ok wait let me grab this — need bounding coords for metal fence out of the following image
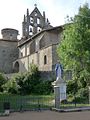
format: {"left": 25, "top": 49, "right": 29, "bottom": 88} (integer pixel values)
{"left": 0, "top": 94, "right": 90, "bottom": 113}
{"left": 58, "top": 92, "right": 90, "bottom": 109}
{"left": 0, "top": 95, "right": 54, "bottom": 112}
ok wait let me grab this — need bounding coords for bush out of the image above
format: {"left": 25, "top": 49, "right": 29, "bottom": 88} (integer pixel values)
{"left": 33, "top": 80, "right": 53, "bottom": 95}
{"left": 75, "top": 87, "right": 89, "bottom": 103}
{"left": 3, "top": 74, "right": 20, "bottom": 94}
{"left": 61, "top": 99, "right": 67, "bottom": 104}
{"left": 67, "top": 80, "right": 78, "bottom": 95}
{"left": 3, "top": 64, "right": 53, "bottom": 95}
{"left": 67, "top": 79, "right": 89, "bottom": 103}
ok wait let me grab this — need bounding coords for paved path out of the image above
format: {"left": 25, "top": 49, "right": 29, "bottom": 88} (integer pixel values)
{"left": 0, "top": 110, "right": 90, "bottom": 120}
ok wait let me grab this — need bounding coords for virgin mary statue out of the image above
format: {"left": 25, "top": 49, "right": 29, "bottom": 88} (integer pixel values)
{"left": 55, "top": 62, "right": 63, "bottom": 81}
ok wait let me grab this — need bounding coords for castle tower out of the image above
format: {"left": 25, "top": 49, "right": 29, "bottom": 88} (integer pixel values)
{"left": 1, "top": 28, "right": 18, "bottom": 40}
{"left": 0, "top": 28, "right": 19, "bottom": 74}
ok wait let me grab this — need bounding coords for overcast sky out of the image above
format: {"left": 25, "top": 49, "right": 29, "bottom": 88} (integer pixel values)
{"left": 0, "top": 0, "right": 90, "bottom": 39}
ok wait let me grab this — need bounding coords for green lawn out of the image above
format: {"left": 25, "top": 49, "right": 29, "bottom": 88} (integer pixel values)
{"left": 60, "top": 103, "right": 90, "bottom": 109}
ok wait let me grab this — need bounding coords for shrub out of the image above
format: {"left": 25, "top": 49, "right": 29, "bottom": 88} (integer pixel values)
{"left": 3, "top": 64, "right": 54, "bottom": 95}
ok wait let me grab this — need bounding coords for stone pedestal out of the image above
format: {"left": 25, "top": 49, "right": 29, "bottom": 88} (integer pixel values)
{"left": 52, "top": 78, "right": 66, "bottom": 109}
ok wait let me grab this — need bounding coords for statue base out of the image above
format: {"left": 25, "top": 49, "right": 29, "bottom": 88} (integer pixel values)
{"left": 52, "top": 78, "right": 67, "bottom": 108}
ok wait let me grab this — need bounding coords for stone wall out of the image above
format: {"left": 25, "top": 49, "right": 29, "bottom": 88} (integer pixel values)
{"left": 52, "top": 44, "right": 59, "bottom": 69}
{"left": 19, "top": 45, "right": 52, "bottom": 72}
{"left": 39, "top": 46, "right": 52, "bottom": 71}
{"left": 19, "top": 57, "right": 29, "bottom": 72}
{"left": 0, "top": 40, "right": 19, "bottom": 73}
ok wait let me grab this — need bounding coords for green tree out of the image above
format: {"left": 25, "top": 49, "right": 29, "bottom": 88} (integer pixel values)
{"left": 3, "top": 73, "right": 21, "bottom": 94}
{"left": 57, "top": 3, "right": 90, "bottom": 97}
{"left": 0, "top": 73, "right": 7, "bottom": 92}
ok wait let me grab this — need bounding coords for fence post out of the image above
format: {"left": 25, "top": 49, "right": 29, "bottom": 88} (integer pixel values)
{"left": 89, "top": 86, "right": 90, "bottom": 104}
{"left": 3, "top": 102, "right": 10, "bottom": 115}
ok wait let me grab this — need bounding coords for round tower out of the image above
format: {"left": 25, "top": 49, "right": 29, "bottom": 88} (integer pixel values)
{"left": 0, "top": 28, "right": 19, "bottom": 74}
{"left": 1, "top": 28, "right": 19, "bottom": 40}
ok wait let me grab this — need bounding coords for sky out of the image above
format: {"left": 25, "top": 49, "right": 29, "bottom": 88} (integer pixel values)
{"left": 0, "top": 0, "right": 90, "bottom": 39}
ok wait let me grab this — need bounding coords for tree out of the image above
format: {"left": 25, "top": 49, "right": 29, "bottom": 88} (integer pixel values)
{"left": 3, "top": 73, "right": 21, "bottom": 94}
{"left": 57, "top": 3, "right": 90, "bottom": 95}
{"left": 0, "top": 73, "right": 7, "bottom": 92}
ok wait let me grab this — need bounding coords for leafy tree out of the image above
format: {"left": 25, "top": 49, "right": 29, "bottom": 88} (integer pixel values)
{"left": 3, "top": 73, "right": 21, "bottom": 94}
{"left": 0, "top": 73, "right": 7, "bottom": 92}
{"left": 57, "top": 3, "right": 90, "bottom": 100}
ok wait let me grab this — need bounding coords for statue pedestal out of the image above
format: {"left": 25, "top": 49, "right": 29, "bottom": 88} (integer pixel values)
{"left": 52, "top": 78, "right": 66, "bottom": 109}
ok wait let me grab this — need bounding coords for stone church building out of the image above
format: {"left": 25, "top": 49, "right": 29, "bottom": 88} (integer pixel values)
{"left": 0, "top": 6, "right": 66, "bottom": 79}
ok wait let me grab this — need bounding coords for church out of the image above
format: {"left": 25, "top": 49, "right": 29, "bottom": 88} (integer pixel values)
{"left": 0, "top": 5, "right": 65, "bottom": 79}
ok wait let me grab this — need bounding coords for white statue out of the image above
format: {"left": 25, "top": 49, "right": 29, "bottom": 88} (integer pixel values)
{"left": 52, "top": 61, "right": 66, "bottom": 104}
{"left": 55, "top": 62, "right": 63, "bottom": 81}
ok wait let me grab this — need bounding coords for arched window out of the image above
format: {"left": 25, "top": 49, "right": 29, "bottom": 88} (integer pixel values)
{"left": 44, "top": 55, "right": 47, "bottom": 65}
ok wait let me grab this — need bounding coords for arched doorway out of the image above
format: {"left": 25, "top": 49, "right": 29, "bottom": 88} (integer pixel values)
{"left": 13, "top": 61, "right": 19, "bottom": 73}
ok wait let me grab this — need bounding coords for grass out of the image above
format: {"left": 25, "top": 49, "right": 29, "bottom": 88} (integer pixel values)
{"left": 60, "top": 103, "right": 90, "bottom": 109}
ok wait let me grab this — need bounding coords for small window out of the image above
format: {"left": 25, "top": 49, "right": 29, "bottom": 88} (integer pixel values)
{"left": 35, "top": 12, "right": 37, "bottom": 16}
{"left": 37, "top": 18, "right": 40, "bottom": 24}
{"left": 29, "top": 25, "right": 33, "bottom": 36}
{"left": 37, "top": 27, "right": 41, "bottom": 32}
{"left": 44, "top": 55, "right": 47, "bottom": 64}
{"left": 21, "top": 52, "right": 23, "bottom": 57}
{"left": 30, "top": 17, "right": 33, "bottom": 23}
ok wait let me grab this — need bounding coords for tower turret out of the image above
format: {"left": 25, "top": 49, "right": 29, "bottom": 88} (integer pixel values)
{"left": 24, "top": 14, "right": 25, "bottom": 22}
{"left": 1, "top": 28, "right": 19, "bottom": 40}
{"left": 27, "top": 8, "right": 29, "bottom": 17}
{"left": 43, "top": 11, "right": 46, "bottom": 25}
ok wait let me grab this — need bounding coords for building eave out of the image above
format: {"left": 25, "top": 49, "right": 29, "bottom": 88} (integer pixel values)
{"left": 0, "top": 39, "right": 18, "bottom": 42}
{"left": 18, "top": 25, "right": 63, "bottom": 47}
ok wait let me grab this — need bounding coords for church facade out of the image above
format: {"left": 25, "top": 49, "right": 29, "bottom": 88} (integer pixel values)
{"left": 0, "top": 6, "right": 65, "bottom": 79}
{"left": 14, "top": 6, "right": 63, "bottom": 79}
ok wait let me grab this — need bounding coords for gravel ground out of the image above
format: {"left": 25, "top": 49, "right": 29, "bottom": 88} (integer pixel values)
{"left": 0, "top": 110, "right": 90, "bottom": 120}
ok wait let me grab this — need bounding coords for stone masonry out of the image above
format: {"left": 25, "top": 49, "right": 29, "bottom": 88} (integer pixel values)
{"left": 0, "top": 28, "right": 19, "bottom": 73}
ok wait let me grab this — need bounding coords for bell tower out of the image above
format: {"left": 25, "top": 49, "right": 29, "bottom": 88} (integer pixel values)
{"left": 22, "top": 5, "right": 52, "bottom": 38}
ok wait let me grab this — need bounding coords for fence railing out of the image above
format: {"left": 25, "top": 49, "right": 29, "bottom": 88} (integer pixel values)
{"left": 0, "top": 95, "right": 54, "bottom": 112}
{"left": 0, "top": 94, "right": 90, "bottom": 113}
